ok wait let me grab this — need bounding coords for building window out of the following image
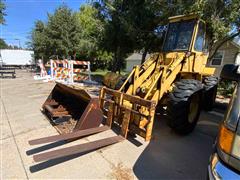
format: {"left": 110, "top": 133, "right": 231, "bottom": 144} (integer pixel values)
{"left": 211, "top": 50, "right": 224, "bottom": 66}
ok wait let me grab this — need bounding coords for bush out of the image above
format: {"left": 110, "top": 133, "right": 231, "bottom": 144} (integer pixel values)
{"left": 217, "top": 79, "right": 236, "bottom": 97}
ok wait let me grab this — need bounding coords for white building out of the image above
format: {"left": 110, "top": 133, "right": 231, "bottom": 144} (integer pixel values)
{"left": 125, "top": 53, "right": 150, "bottom": 72}
{"left": 0, "top": 49, "right": 34, "bottom": 66}
{"left": 208, "top": 41, "right": 240, "bottom": 77}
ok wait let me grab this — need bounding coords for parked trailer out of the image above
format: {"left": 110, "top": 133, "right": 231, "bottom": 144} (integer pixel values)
{"left": 0, "top": 49, "right": 34, "bottom": 67}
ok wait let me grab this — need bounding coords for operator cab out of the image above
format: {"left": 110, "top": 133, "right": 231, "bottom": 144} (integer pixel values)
{"left": 162, "top": 14, "right": 206, "bottom": 53}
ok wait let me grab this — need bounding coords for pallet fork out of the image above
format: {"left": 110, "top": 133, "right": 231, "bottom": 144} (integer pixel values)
{"left": 28, "top": 87, "right": 156, "bottom": 163}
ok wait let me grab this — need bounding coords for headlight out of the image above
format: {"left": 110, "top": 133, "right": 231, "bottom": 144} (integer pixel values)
{"left": 218, "top": 124, "right": 234, "bottom": 154}
{"left": 232, "top": 134, "right": 240, "bottom": 159}
{"left": 218, "top": 124, "right": 240, "bottom": 160}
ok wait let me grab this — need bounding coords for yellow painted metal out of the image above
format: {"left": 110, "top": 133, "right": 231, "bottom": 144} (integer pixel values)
{"left": 202, "top": 67, "right": 216, "bottom": 76}
{"left": 168, "top": 14, "right": 199, "bottom": 23}
{"left": 99, "top": 14, "right": 216, "bottom": 141}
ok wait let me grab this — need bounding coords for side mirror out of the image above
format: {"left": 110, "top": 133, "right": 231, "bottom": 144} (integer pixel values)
{"left": 220, "top": 64, "right": 240, "bottom": 81}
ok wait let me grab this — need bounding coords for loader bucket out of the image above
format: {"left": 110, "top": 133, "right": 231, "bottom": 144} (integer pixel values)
{"left": 28, "top": 87, "right": 157, "bottom": 166}
{"left": 42, "top": 82, "right": 103, "bottom": 134}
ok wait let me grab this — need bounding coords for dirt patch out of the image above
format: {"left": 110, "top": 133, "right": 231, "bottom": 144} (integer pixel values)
{"left": 109, "top": 163, "right": 134, "bottom": 180}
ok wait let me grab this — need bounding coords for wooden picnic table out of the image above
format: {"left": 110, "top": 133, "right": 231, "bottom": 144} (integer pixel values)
{"left": 0, "top": 66, "right": 16, "bottom": 78}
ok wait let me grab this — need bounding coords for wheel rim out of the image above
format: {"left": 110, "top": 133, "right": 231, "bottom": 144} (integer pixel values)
{"left": 188, "top": 93, "right": 200, "bottom": 123}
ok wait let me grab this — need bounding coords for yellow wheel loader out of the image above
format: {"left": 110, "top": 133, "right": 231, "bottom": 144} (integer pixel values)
{"left": 28, "top": 14, "right": 218, "bottom": 163}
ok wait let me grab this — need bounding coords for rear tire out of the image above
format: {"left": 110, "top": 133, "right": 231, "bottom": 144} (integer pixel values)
{"left": 203, "top": 76, "right": 218, "bottom": 111}
{"left": 167, "top": 79, "right": 203, "bottom": 134}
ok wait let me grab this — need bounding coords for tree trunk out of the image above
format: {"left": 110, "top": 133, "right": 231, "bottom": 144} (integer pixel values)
{"left": 112, "top": 53, "right": 118, "bottom": 72}
{"left": 116, "top": 47, "right": 122, "bottom": 74}
{"left": 141, "top": 48, "right": 148, "bottom": 64}
{"left": 112, "top": 47, "right": 121, "bottom": 73}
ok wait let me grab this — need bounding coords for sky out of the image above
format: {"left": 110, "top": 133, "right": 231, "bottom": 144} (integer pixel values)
{"left": 1, "top": 0, "right": 239, "bottom": 48}
{"left": 1, "top": 0, "right": 87, "bottom": 48}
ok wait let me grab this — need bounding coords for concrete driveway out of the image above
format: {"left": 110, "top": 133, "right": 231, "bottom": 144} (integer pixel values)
{"left": 0, "top": 70, "right": 226, "bottom": 179}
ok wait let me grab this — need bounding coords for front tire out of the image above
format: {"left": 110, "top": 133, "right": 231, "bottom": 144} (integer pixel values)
{"left": 167, "top": 79, "right": 203, "bottom": 134}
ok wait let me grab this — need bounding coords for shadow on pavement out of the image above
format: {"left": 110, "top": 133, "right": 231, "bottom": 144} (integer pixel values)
{"left": 29, "top": 101, "right": 228, "bottom": 175}
{"left": 26, "top": 141, "right": 66, "bottom": 155}
{"left": 29, "top": 150, "right": 95, "bottom": 173}
{"left": 133, "top": 108, "right": 224, "bottom": 179}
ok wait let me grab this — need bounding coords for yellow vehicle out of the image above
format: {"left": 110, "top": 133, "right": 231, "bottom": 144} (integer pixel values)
{"left": 29, "top": 14, "right": 218, "bottom": 162}
{"left": 101, "top": 14, "right": 218, "bottom": 136}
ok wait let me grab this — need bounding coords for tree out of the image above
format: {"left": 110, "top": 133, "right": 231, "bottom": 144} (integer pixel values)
{"left": 197, "top": 0, "right": 240, "bottom": 59}
{"left": 0, "top": 0, "right": 6, "bottom": 24}
{"left": 76, "top": 4, "right": 112, "bottom": 70}
{"left": 30, "top": 5, "right": 81, "bottom": 61}
{"left": 123, "top": 1, "right": 170, "bottom": 63}
{"left": 45, "top": 5, "right": 81, "bottom": 59}
{"left": 93, "top": 1, "right": 138, "bottom": 72}
{"left": 30, "top": 1, "right": 240, "bottom": 71}
{"left": 0, "top": 38, "right": 8, "bottom": 49}
{"left": 152, "top": 0, "right": 240, "bottom": 59}
{"left": 93, "top": 0, "right": 200, "bottom": 69}
{"left": 76, "top": 5, "right": 103, "bottom": 56}
{"left": 132, "top": 0, "right": 240, "bottom": 61}
{"left": 150, "top": 0, "right": 239, "bottom": 60}
{"left": 30, "top": 20, "right": 48, "bottom": 61}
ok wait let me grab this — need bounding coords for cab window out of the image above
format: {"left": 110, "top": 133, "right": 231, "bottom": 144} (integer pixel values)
{"left": 194, "top": 21, "right": 205, "bottom": 51}
{"left": 163, "top": 20, "right": 195, "bottom": 52}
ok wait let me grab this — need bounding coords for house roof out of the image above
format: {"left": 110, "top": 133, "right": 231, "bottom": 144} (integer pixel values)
{"left": 126, "top": 53, "right": 150, "bottom": 61}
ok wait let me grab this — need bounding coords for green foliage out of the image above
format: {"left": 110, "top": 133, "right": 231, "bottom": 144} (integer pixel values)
{"left": 30, "top": 4, "right": 112, "bottom": 69}
{"left": 94, "top": 1, "right": 143, "bottom": 72}
{"left": 31, "top": 20, "right": 47, "bottom": 61}
{"left": 188, "top": 0, "right": 240, "bottom": 42}
{"left": 91, "top": 50, "right": 113, "bottom": 71}
{"left": 0, "top": 38, "right": 8, "bottom": 49}
{"left": 31, "top": 5, "right": 81, "bottom": 62}
{"left": 0, "top": 38, "right": 21, "bottom": 49}
{"left": 95, "top": 0, "right": 240, "bottom": 71}
{"left": 0, "top": 0, "right": 6, "bottom": 24}
{"left": 184, "top": 0, "right": 240, "bottom": 58}
{"left": 45, "top": 5, "right": 80, "bottom": 58}
{"left": 218, "top": 80, "right": 236, "bottom": 97}
{"left": 75, "top": 4, "right": 112, "bottom": 68}
{"left": 30, "top": 1, "right": 240, "bottom": 71}
{"left": 76, "top": 5, "right": 102, "bottom": 55}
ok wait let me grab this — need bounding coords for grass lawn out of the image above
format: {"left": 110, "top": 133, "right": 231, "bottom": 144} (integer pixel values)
{"left": 89, "top": 69, "right": 110, "bottom": 76}
{"left": 88, "top": 69, "right": 129, "bottom": 76}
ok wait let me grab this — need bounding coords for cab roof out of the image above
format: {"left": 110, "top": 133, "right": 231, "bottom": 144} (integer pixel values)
{"left": 168, "top": 14, "right": 199, "bottom": 23}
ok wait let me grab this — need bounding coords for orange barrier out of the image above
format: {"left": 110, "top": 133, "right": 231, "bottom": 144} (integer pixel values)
{"left": 50, "top": 59, "right": 91, "bottom": 83}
